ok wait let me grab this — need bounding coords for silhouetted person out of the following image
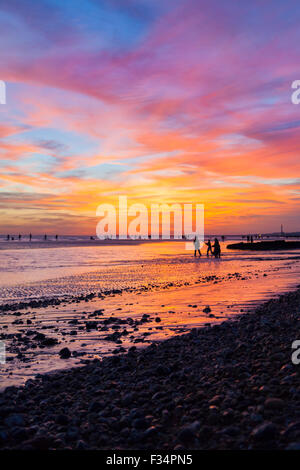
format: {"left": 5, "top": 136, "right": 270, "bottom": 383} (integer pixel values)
{"left": 206, "top": 239, "right": 212, "bottom": 256}
{"left": 11, "top": 236, "right": 14, "bottom": 240}
{"left": 44, "top": 234, "right": 47, "bottom": 240}
{"left": 250, "top": 235, "right": 253, "bottom": 243}
{"left": 193, "top": 236, "right": 201, "bottom": 257}
{"left": 55, "top": 234, "right": 58, "bottom": 240}
{"left": 18, "top": 234, "right": 21, "bottom": 240}
{"left": 6, "top": 234, "right": 10, "bottom": 241}
{"left": 221, "top": 235, "right": 225, "bottom": 242}
{"left": 213, "top": 238, "right": 221, "bottom": 258}
{"left": 29, "top": 233, "right": 32, "bottom": 241}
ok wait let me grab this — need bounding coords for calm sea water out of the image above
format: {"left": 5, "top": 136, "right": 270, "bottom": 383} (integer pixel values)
{"left": 0, "top": 238, "right": 300, "bottom": 302}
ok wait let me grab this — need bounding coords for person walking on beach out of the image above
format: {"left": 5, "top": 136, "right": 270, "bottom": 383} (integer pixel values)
{"left": 6, "top": 234, "right": 10, "bottom": 241}
{"left": 213, "top": 237, "right": 221, "bottom": 258}
{"left": 18, "top": 234, "right": 21, "bottom": 240}
{"left": 193, "top": 236, "right": 201, "bottom": 257}
{"left": 44, "top": 234, "right": 47, "bottom": 241}
{"left": 55, "top": 234, "right": 58, "bottom": 240}
{"left": 206, "top": 239, "right": 212, "bottom": 256}
{"left": 29, "top": 233, "right": 32, "bottom": 241}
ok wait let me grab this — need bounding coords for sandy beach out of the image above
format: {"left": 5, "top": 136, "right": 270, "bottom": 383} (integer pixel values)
{"left": 1, "top": 240, "right": 300, "bottom": 389}
{"left": 0, "top": 240, "right": 299, "bottom": 450}
{"left": 0, "top": 287, "right": 299, "bottom": 450}
{"left": 0, "top": 243, "right": 300, "bottom": 451}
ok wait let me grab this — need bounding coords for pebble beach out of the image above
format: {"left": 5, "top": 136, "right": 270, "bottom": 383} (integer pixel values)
{"left": 0, "top": 287, "right": 299, "bottom": 450}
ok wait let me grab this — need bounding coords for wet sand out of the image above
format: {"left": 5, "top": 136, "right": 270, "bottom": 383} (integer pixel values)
{"left": 1, "top": 261, "right": 299, "bottom": 390}
{"left": 0, "top": 287, "right": 299, "bottom": 450}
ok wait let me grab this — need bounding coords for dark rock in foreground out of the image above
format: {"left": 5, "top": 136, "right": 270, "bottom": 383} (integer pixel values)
{"left": 59, "top": 347, "right": 71, "bottom": 359}
{"left": 0, "top": 289, "right": 299, "bottom": 450}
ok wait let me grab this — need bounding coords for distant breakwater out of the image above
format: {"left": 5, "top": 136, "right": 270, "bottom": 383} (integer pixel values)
{"left": 227, "top": 240, "right": 300, "bottom": 251}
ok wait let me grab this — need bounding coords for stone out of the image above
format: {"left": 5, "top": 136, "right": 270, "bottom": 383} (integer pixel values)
{"left": 4, "top": 414, "right": 25, "bottom": 428}
{"left": 59, "top": 347, "right": 71, "bottom": 359}
{"left": 178, "top": 421, "right": 200, "bottom": 443}
{"left": 264, "top": 398, "right": 284, "bottom": 410}
{"left": 251, "top": 422, "right": 278, "bottom": 441}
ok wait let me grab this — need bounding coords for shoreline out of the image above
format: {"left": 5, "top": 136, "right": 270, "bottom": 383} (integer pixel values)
{"left": 0, "top": 239, "right": 150, "bottom": 251}
{"left": 0, "top": 287, "right": 299, "bottom": 449}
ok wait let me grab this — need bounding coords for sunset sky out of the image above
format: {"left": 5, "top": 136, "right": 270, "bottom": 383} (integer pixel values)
{"left": 0, "top": 0, "right": 300, "bottom": 235}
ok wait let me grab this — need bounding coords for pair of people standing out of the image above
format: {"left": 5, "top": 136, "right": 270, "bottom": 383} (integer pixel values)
{"left": 193, "top": 237, "right": 221, "bottom": 258}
